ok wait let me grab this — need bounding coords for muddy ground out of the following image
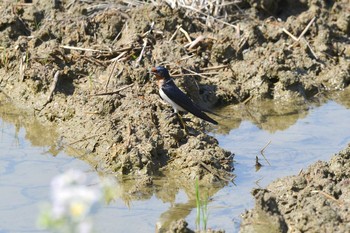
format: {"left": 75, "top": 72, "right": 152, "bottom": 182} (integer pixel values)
{"left": 240, "top": 144, "right": 350, "bottom": 233}
{"left": 0, "top": 0, "right": 349, "bottom": 232}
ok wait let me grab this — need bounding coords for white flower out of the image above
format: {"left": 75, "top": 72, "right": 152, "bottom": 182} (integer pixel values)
{"left": 49, "top": 170, "right": 101, "bottom": 226}
{"left": 38, "top": 169, "right": 117, "bottom": 233}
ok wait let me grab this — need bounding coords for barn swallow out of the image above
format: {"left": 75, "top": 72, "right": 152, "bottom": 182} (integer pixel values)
{"left": 151, "top": 66, "right": 218, "bottom": 131}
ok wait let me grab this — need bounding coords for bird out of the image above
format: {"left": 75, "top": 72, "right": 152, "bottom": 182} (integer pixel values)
{"left": 150, "top": 66, "right": 218, "bottom": 131}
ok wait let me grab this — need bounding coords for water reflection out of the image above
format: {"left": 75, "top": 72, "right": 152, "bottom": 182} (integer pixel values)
{"left": 0, "top": 98, "right": 94, "bottom": 233}
{"left": 214, "top": 100, "right": 311, "bottom": 135}
{"left": 214, "top": 87, "right": 350, "bottom": 137}
{"left": 108, "top": 173, "right": 225, "bottom": 232}
{"left": 332, "top": 87, "right": 350, "bottom": 108}
{"left": 0, "top": 101, "right": 60, "bottom": 155}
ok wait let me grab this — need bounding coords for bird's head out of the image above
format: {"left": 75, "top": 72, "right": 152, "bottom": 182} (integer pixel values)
{"left": 150, "top": 66, "right": 170, "bottom": 80}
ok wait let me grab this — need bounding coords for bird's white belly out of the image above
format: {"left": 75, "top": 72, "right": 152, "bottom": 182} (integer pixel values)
{"left": 159, "top": 88, "right": 185, "bottom": 113}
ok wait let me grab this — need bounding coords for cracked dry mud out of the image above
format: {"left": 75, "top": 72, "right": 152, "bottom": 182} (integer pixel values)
{"left": 0, "top": 0, "right": 349, "bottom": 232}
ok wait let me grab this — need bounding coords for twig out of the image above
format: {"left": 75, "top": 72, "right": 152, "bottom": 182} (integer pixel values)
{"left": 179, "top": 27, "right": 192, "bottom": 43}
{"left": 199, "top": 161, "right": 235, "bottom": 183}
{"left": 91, "top": 83, "right": 134, "bottom": 96}
{"left": 142, "top": 21, "right": 155, "bottom": 37}
{"left": 236, "top": 36, "right": 248, "bottom": 55}
{"left": 14, "top": 3, "right": 33, "bottom": 7}
{"left": 82, "top": 56, "right": 106, "bottom": 67}
{"left": 298, "top": 169, "right": 303, "bottom": 175}
{"left": 174, "top": 67, "right": 219, "bottom": 78}
{"left": 302, "top": 37, "right": 318, "bottom": 60}
{"left": 311, "top": 190, "right": 342, "bottom": 205}
{"left": 255, "top": 177, "right": 263, "bottom": 188}
{"left": 169, "top": 25, "right": 181, "bottom": 42}
{"left": 125, "top": 122, "right": 132, "bottom": 149}
{"left": 242, "top": 95, "right": 253, "bottom": 105}
{"left": 282, "top": 17, "right": 318, "bottom": 59}
{"left": 105, "top": 60, "right": 118, "bottom": 91}
{"left": 109, "top": 51, "right": 128, "bottom": 62}
{"left": 172, "top": 71, "right": 219, "bottom": 77}
{"left": 282, "top": 28, "right": 298, "bottom": 41}
{"left": 297, "top": 17, "right": 316, "bottom": 41}
{"left": 36, "top": 70, "right": 60, "bottom": 111}
{"left": 282, "top": 17, "right": 316, "bottom": 42}
{"left": 60, "top": 45, "right": 109, "bottom": 54}
{"left": 183, "top": 67, "right": 209, "bottom": 77}
{"left": 135, "top": 37, "right": 148, "bottom": 65}
{"left": 67, "top": 133, "right": 102, "bottom": 146}
{"left": 201, "top": 65, "right": 229, "bottom": 71}
{"left": 135, "top": 22, "right": 154, "bottom": 66}
{"left": 260, "top": 140, "right": 271, "bottom": 166}
{"left": 112, "top": 22, "right": 127, "bottom": 43}
{"left": 114, "top": 46, "right": 136, "bottom": 53}
{"left": 19, "top": 54, "right": 27, "bottom": 81}
{"left": 47, "top": 71, "right": 60, "bottom": 103}
{"left": 178, "top": 54, "right": 196, "bottom": 61}
{"left": 184, "top": 35, "right": 205, "bottom": 49}
{"left": 84, "top": 111, "right": 100, "bottom": 114}
{"left": 236, "top": 23, "right": 241, "bottom": 37}
{"left": 115, "top": 67, "right": 124, "bottom": 80}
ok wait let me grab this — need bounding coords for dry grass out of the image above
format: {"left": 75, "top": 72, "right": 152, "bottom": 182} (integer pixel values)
{"left": 150, "top": 0, "right": 242, "bottom": 29}
{"left": 160, "top": 0, "right": 240, "bottom": 16}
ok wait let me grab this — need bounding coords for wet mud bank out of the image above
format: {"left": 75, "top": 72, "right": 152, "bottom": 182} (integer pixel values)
{"left": 0, "top": 0, "right": 349, "bottom": 231}
{"left": 240, "top": 144, "right": 350, "bottom": 233}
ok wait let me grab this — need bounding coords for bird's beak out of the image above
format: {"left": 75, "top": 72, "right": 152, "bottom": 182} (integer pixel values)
{"left": 150, "top": 67, "right": 161, "bottom": 80}
{"left": 150, "top": 67, "right": 157, "bottom": 75}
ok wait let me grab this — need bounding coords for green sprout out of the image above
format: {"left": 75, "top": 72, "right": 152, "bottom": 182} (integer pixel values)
{"left": 195, "top": 177, "right": 209, "bottom": 231}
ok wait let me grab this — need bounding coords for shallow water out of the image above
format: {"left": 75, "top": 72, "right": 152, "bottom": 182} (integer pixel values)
{"left": 0, "top": 89, "right": 349, "bottom": 233}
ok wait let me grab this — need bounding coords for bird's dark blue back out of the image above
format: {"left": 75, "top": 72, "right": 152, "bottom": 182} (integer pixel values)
{"left": 161, "top": 79, "right": 218, "bottom": 125}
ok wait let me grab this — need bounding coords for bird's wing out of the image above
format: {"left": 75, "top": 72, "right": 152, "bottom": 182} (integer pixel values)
{"left": 161, "top": 80, "right": 218, "bottom": 125}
